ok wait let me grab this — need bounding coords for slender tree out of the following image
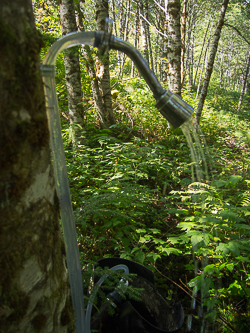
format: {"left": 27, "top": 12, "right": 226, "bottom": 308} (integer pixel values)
{"left": 196, "top": 12, "right": 215, "bottom": 99}
{"left": 167, "top": 0, "right": 182, "bottom": 96}
{"left": 184, "top": 0, "right": 194, "bottom": 88}
{"left": 224, "top": 22, "right": 250, "bottom": 108}
{"left": 0, "top": 0, "right": 74, "bottom": 332}
{"left": 224, "top": 36, "right": 234, "bottom": 90}
{"left": 145, "top": 0, "right": 154, "bottom": 70}
{"left": 195, "top": 0, "right": 230, "bottom": 125}
{"left": 76, "top": 2, "right": 114, "bottom": 129}
{"left": 140, "top": 1, "right": 149, "bottom": 64}
{"left": 163, "top": 0, "right": 169, "bottom": 82}
{"left": 131, "top": 1, "right": 140, "bottom": 77}
{"left": 237, "top": 49, "right": 250, "bottom": 112}
{"left": 118, "top": 0, "right": 131, "bottom": 78}
{"left": 193, "top": 18, "right": 211, "bottom": 88}
{"left": 95, "top": 0, "right": 116, "bottom": 127}
{"left": 60, "top": 0, "right": 85, "bottom": 144}
{"left": 181, "top": 0, "right": 188, "bottom": 87}
{"left": 219, "top": 40, "right": 225, "bottom": 88}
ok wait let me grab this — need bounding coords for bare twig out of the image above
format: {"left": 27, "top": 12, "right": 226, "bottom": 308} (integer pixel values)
{"left": 152, "top": 264, "right": 196, "bottom": 301}
{"left": 224, "top": 23, "right": 250, "bottom": 45}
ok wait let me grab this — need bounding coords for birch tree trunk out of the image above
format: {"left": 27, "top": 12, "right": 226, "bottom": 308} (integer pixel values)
{"left": 60, "top": 0, "right": 85, "bottom": 144}
{"left": 117, "top": 0, "right": 125, "bottom": 76}
{"left": 195, "top": 0, "right": 229, "bottom": 125}
{"left": 237, "top": 49, "right": 250, "bottom": 112}
{"left": 188, "top": 19, "right": 195, "bottom": 90}
{"left": 181, "top": 0, "right": 188, "bottom": 88}
{"left": 219, "top": 40, "right": 224, "bottom": 88}
{"left": 193, "top": 19, "right": 211, "bottom": 88}
{"left": 140, "top": 1, "right": 149, "bottom": 64}
{"left": 112, "top": 0, "right": 118, "bottom": 37}
{"left": 0, "top": 1, "right": 74, "bottom": 332}
{"left": 76, "top": 2, "right": 114, "bottom": 129}
{"left": 95, "top": 0, "right": 116, "bottom": 127}
{"left": 167, "top": 0, "right": 182, "bottom": 96}
{"left": 163, "top": 0, "right": 169, "bottom": 82}
{"left": 146, "top": 0, "right": 154, "bottom": 70}
{"left": 131, "top": 2, "right": 140, "bottom": 78}
{"left": 196, "top": 13, "right": 215, "bottom": 99}
{"left": 246, "top": 75, "right": 250, "bottom": 104}
{"left": 155, "top": 31, "right": 160, "bottom": 78}
{"left": 184, "top": 0, "right": 193, "bottom": 87}
{"left": 118, "top": 0, "right": 131, "bottom": 78}
{"left": 224, "top": 37, "right": 234, "bottom": 90}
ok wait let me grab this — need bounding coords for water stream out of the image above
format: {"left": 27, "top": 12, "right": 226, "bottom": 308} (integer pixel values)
{"left": 181, "top": 119, "right": 209, "bottom": 184}
{"left": 181, "top": 119, "right": 211, "bottom": 333}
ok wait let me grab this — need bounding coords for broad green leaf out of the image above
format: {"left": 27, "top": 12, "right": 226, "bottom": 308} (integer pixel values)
{"left": 204, "top": 264, "right": 218, "bottom": 276}
{"left": 191, "top": 234, "right": 203, "bottom": 247}
{"left": 134, "top": 251, "right": 145, "bottom": 264}
{"left": 226, "top": 263, "right": 234, "bottom": 272}
{"left": 219, "top": 210, "right": 242, "bottom": 222}
{"left": 234, "top": 223, "right": 250, "bottom": 230}
{"left": 122, "top": 238, "right": 130, "bottom": 247}
{"left": 227, "top": 175, "right": 243, "bottom": 186}
{"left": 212, "top": 180, "right": 227, "bottom": 188}
{"left": 216, "top": 243, "right": 230, "bottom": 255}
{"left": 178, "top": 222, "right": 197, "bottom": 231}
{"left": 168, "top": 237, "right": 179, "bottom": 244}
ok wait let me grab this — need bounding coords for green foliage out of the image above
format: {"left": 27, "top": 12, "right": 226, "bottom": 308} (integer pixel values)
{"left": 34, "top": 2, "right": 250, "bottom": 329}
{"left": 61, "top": 89, "right": 250, "bottom": 330}
{"left": 63, "top": 87, "right": 250, "bottom": 330}
{"left": 82, "top": 264, "right": 143, "bottom": 319}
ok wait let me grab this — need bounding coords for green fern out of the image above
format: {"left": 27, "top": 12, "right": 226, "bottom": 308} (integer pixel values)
{"left": 241, "top": 191, "right": 250, "bottom": 207}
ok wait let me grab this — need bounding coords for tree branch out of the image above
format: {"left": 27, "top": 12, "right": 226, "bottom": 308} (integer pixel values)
{"left": 224, "top": 23, "right": 250, "bottom": 45}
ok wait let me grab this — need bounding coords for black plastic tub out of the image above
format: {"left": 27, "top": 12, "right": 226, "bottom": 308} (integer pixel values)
{"left": 91, "top": 258, "right": 184, "bottom": 333}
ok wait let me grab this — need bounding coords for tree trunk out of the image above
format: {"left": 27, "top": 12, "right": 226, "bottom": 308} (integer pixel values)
{"left": 167, "top": 0, "right": 182, "bottom": 96}
{"left": 0, "top": 1, "right": 74, "bottom": 332}
{"left": 155, "top": 31, "right": 160, "bottom": 78}
{"left": 140, "top": 1, "right": 149, "bottom": 64}
{"left": 60, "top": 0, "right": 85, "bottom": 144}
{"left": 184, "top": 0, "right": 193, "bottom": 88}
{"left": 163, "top": 0, "right": 169, "bottom": 82}
{"left": 219, "top": 40, "right": 224, "bottom": 88}
{"left": 195, "top": 0, "right": 229, "bottom": 125}
{"left": 131, "top": 2, "right": 140, "bottom": 78}
{"left": 76, "top": 0, "right": 115, "bottom": 128}
{"left": 145, "top": 0, "right": 154, "bottom": 70}
{"left": 193, "top": 19, "right": 211, "bottom": 88}
{"left": 195, "top": 13, "right": 215, "bottom": 99}
{"left": 112, "top": 0, "right": 118, "bottom": 37}
{"left": 95, "top": 0, "right": 116, "bottom": 127}
{"left": 246, "top": 75, "right": 250, "bottom": 104}
{"left": 237, "top": 49, "right": 250, "bottom": 112}
{"left": 224, "top": 37, "right": 234, "bottom": 90}
{"left": 118, "top": 0, "right": 131, "bottom": 78}
{"left": 188, "top": 19, "right": 195, "bottom": 90}
{"left": 181, "top": 0, "right": 188, "bottom": 88}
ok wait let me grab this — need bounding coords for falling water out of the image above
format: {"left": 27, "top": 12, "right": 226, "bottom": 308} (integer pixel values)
{"left": 181, "top": 119, "right": 209, "bottom": 184}
{"left": 180, "top": 119, "right": 210, "bottom": 333}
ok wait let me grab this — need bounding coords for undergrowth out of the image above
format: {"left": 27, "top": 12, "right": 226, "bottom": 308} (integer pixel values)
{"left": 61, "top": 79, "right": 250, "bottom": 332}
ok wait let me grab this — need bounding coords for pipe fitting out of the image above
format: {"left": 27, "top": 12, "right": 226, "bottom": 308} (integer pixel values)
{"left": 155, "top": 90, "right": 193, "bottom": 129}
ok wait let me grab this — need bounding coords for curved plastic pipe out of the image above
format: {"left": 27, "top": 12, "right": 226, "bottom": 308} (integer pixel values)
{"left": 85, "top": 264, "right": 129, "bottom": 333}
{"left": 43, "top": 31, "right": 96, "bottom": 65}
{"left": 41, "top": 32, "right": 97, "bottom": 333}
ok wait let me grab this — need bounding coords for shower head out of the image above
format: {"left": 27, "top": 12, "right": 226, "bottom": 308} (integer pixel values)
{"left": 94, "top": 31, "right": 193, "bottom": 129}
{"left": 155, "top": 90, "right": 193, "bottom": 129}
